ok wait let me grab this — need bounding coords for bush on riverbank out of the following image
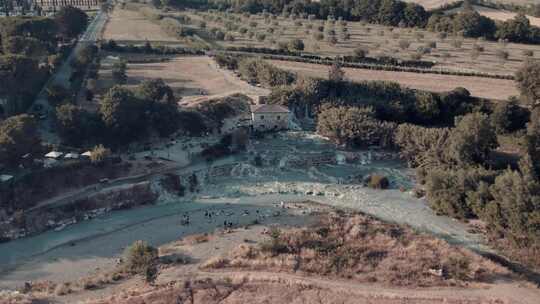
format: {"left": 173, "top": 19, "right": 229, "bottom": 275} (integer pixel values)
{"left": 368, "top": 174, "right": 390, "bottom": 189}
{"left": 123, "top": 240, "right": 159, "bottom": 283}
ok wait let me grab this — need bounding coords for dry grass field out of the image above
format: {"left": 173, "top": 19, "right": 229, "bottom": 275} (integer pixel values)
{"left": 268, "top": 59, "right": 518, "bottom": 100}
{"left": 125, "top": 56, "right": 268, "bottom": 104}
{"left": 189, "top": 11, "right": 540, "bottom": 76}
{"left": 103, "top": 7, "right": 183, "bottom": 43}
{"left": 403, "top": 0, "right": 454, "bottom": 10}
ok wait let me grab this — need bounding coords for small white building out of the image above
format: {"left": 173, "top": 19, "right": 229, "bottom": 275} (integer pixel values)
{"left": 250, "top": 104, "right": 290, "bottom": 132}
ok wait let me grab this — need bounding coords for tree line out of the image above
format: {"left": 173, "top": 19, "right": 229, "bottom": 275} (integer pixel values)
{"left": 0, "top": 6, "right": 89, "bottom": 116}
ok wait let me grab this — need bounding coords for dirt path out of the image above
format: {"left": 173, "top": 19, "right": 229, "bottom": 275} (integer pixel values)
{"left": 269, "top": 59, "right": 518, "bottom": 100}
{"left": 195, "top": 270, "right": 540, "bottom": 304}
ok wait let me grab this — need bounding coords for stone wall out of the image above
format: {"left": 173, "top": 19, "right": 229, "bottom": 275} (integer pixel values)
{"left": 252, "top": 112, "right": 289, "bottom": 132}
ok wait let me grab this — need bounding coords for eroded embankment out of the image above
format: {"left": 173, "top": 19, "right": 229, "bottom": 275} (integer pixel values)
{"left": 0, "top": 182, "right": 158, "bottom": 243}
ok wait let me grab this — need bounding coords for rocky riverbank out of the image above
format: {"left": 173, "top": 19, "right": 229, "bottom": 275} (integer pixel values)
{"left": 0, "top": 181, "right": 159, "bottom": 243}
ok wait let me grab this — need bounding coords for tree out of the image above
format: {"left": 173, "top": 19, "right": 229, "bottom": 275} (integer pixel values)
{"left": 89, "top": 144, "right": 111, "bottom": 165}
{"left": 515, "top": 60, "right": 540, "bottom": 108}
{"left": 414, "top": 91, "right": 440, "bottom": 124}
{"left": 74, "top": 44, "right": 98, "bottom": 68}
{"left": 394, "top": 123, "right": 451, "bottom": 168}
{"left": 55, "top": 104, "right": 104, "bottom": 146}
{"left": 495, "top": 49, "right": 509, "bottom": 63}
{"left": 486, "top": 169, "right": 540, "bottom": 247}
{"left": 353, "top": 47, "right": 368, "bottom": 59}
{"left": 288, "top": 38, "right": 304, "bottom": 51}
{"left": 328, "top": 61, "right": 345, "bottom": 82}
{"left": 402, "top": 2, "right": 428, "bottom": 27}
{"left": 46, "top": 84, "right": 71, "bottom": 107}
{"left": 398, "top": 39, "right": 410, "bottom": 50}
{"left": 0, "top": 55, "right": 48, "bottom": 115}
{"left": 316, "top": 105, "right": 395, "bottom": 147}
{"left": 2, "top": 36, "right": 48, "bottom": 57}
{"left": 313, "top": 32, "right": 324, "bottom": 41}
{"left": 448, "top": 112, "right": 498, "bottom": 166}
{"left": 425, "top": 167, "right": 496, "bottom": 219}
{"left": 55, "top": 6, "right": 88, "bottom": 40}
{"left": 136, "top": 79, "right": 179, "bottom": 137}
{"left": 0, "top": 114, "right": 40, "bottom": 166}
{"left": 496, "top": 14, "right": 532, "bottom": 43}
{"left": 123, "top": 240, "right": 159, "bottom": 284}
{"left": 136, "top": 78, "right": 174, "bottom": 103}
{"left": 524, "top": 109, "right": 540, "bottom": 175}
{"left": 453, "top": 10, "right": 496, "bottom": 38}
{"left": 490, "top": 98, "right": 530, "bottom": 134}
{"left": 112, "top": 59, "right": 128, "bottom": 84}
{"left": 99, "top": 86, "right": 144, "bottom": 141}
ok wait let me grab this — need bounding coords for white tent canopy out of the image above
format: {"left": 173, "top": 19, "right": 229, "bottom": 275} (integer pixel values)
{"left": 81, "top": 151, "right": 93, "bottom": 157}
{"left": 0, "top": 174, "right": 13, "bottom": 182}
{"left": 45, "top": 151, "right": 63, "bottom": 159}
{"left": 64, "top": 153, "right": 80, "bottom": 159}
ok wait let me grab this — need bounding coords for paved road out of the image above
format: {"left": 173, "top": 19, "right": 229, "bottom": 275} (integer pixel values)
{"left": 33, "top": 10, "right": 109, "bottom": 144}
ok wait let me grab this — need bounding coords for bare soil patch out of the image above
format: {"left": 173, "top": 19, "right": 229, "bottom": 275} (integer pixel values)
{"left": 269, "top": 59, "right": 518, "bottom": 100}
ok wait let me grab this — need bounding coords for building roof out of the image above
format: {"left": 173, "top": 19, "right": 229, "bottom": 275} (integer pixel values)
{"left": 251, "top": 104, "right": 290, "bottom": 114}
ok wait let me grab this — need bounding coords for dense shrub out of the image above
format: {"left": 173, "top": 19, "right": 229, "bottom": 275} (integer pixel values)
{"left": 316, "top": 105, "right": 396, "bottom": 148}
{"left": 425, "top": 167, "right": 497, "bottom": 219}
{"left": 123, "top": 240, "right": 159, "bottom": 283}
{"left": 0, "top": 55, "right": 49, "bottom": 115}
{"left": 214, "top": 53, "right": 239, "bottom": 70}
{"left": 55, "top": 104, "right": 104, "bottom": 146}
{"left": 160, "top": 18, "right": 194, "bottom": 38}
{"left": 238, "top": 58, "right": 295, "bottom": 86}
